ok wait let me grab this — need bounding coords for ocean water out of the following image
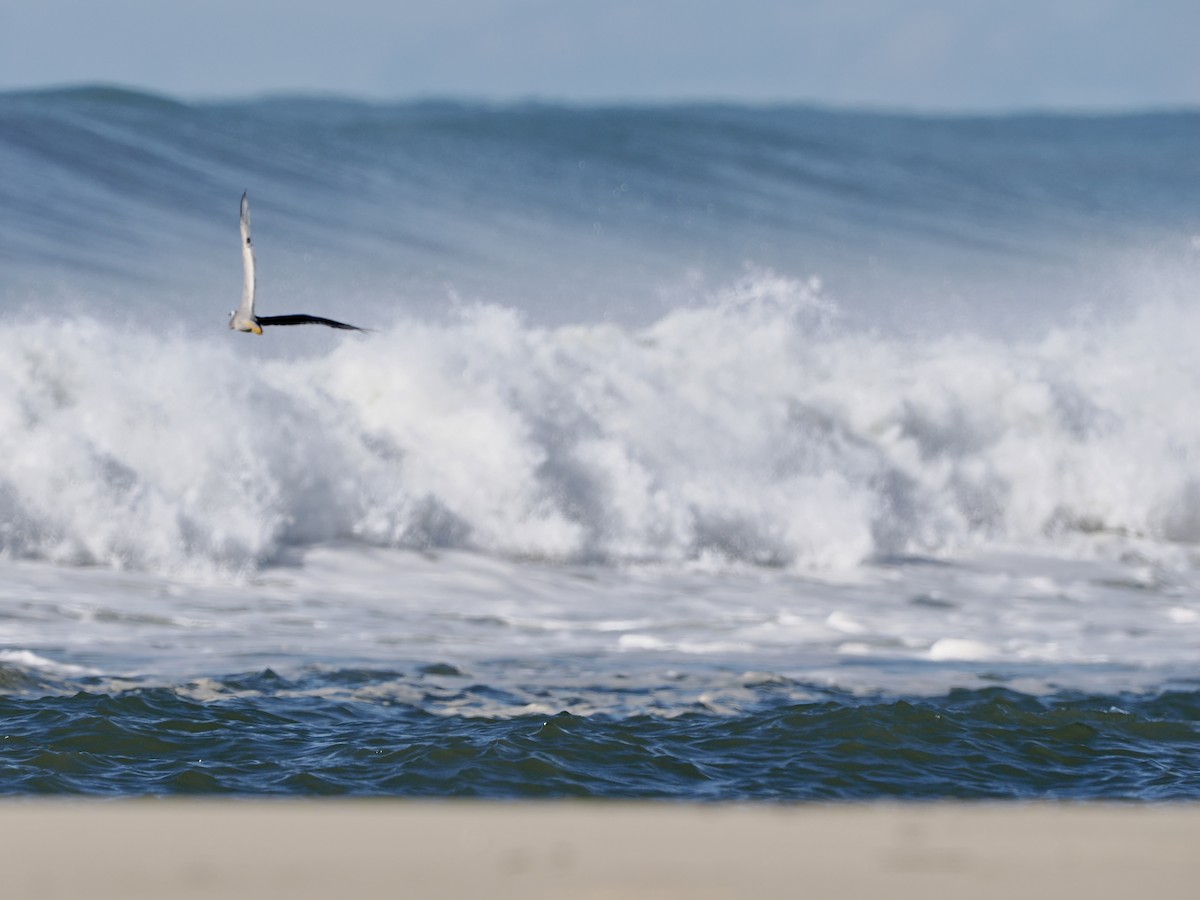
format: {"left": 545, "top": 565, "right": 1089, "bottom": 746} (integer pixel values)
{"left": 1, "top": 86, "right": 1200, "bottom": 798}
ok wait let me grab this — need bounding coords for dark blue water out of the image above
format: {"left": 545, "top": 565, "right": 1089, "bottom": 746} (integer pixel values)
{"left": 2, "top": 676, "right": 1198, "bottom": 799}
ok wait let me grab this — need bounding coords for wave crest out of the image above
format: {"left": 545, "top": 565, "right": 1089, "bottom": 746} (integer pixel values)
{"left": 2, "top": 276, "right": 1199, "bottom": 575}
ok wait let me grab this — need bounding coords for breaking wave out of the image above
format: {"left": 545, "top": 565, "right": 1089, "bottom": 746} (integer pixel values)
{"left": 3, "top": 271, "right": 1200, "bottom": 575}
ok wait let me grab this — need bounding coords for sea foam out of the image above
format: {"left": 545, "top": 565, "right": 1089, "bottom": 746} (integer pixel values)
{"left": 2, "top": 271, "right": 1200, "bottom": 576}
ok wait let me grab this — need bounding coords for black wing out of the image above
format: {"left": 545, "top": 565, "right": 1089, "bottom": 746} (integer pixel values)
{"left": 256, "top": 314, "right": 366, "bottom": 331}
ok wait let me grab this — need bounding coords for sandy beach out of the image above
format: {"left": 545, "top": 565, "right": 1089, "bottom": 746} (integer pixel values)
{"left": 2, "top": 801, "right": 1197, "bottom": 899}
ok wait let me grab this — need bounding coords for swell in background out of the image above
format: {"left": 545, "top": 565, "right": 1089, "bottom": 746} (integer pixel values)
{"left": 3, "top": 86, "right": 1199, "bottom": 331}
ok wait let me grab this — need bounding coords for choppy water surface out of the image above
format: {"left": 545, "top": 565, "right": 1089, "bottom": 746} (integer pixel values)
{"left": 1, "top": 548, "right": 1198, "bottom": 798}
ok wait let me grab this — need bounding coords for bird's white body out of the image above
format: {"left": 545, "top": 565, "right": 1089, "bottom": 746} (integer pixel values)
{"left": 229, "top": 193, "right": 263, "bottom": 334}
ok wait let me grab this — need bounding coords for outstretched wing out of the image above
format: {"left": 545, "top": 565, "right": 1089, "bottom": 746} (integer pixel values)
{"left": 256, "top": 314, "right": 367, "bottom": 331}
{"left": 238, "top": 192, "right": 256, "bottom": 319}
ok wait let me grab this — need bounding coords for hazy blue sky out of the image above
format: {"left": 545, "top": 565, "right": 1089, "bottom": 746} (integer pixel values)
{"left": 1, "top": 0, "right": 1198, "bottom": 109}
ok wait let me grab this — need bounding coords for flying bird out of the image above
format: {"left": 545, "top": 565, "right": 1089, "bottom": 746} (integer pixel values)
{"left": 228, "top": 192, "right": 366, "bottom": 334}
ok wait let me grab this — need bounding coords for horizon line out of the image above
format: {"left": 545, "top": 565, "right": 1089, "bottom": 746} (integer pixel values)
{"left": 3, "top": 80, "right": 1199, "bottom": 119}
